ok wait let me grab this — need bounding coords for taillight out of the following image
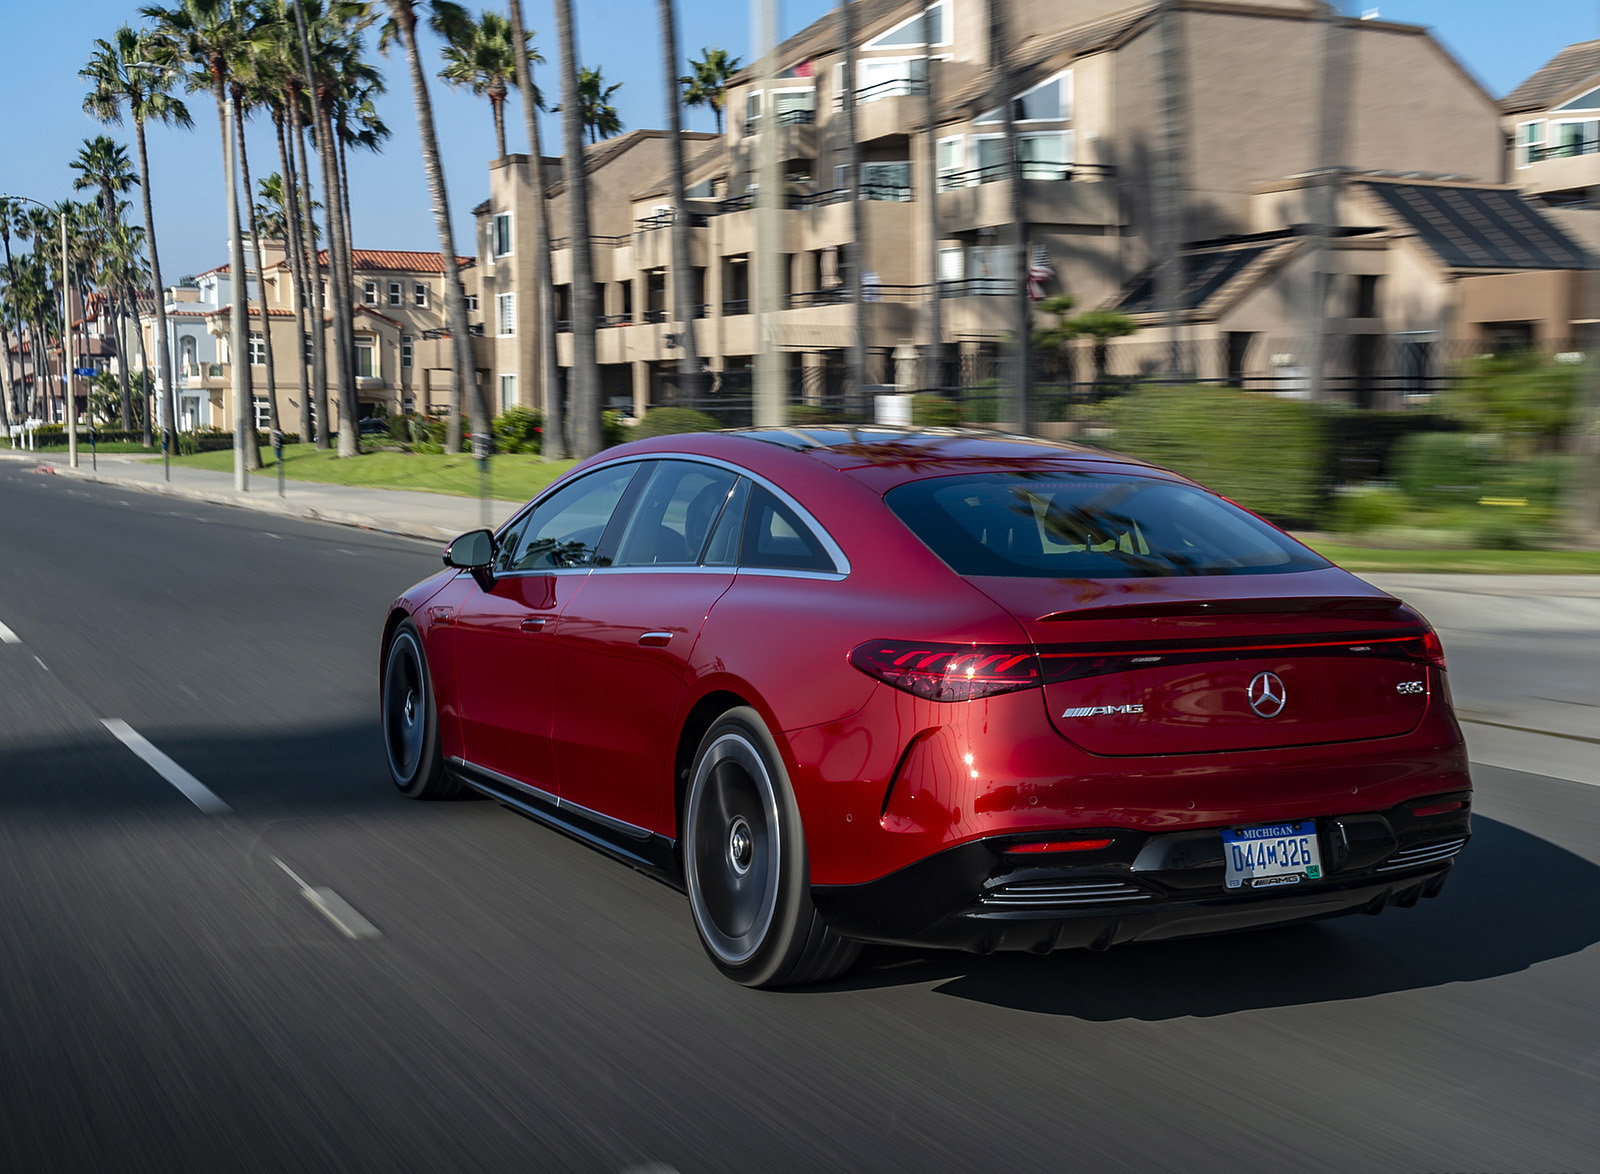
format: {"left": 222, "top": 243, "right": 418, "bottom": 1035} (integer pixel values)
{"left": 1396, "top": 627, "right": 1447, "bottom": 670}
{"left": 849, "top": 640, "right": 1040, "bottom": 702}
{"left": 1006, "top": 838, "right": 1113, "bottom": 855}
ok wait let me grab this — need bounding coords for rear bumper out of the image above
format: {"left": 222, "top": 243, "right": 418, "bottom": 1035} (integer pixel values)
{"left": 811, "top": 795, "right": 1469, "bottom": 953}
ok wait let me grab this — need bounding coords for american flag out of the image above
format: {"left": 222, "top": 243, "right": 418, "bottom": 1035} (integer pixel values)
{"left": 1027, "top": 246, "right": 1055, "bottom": 300}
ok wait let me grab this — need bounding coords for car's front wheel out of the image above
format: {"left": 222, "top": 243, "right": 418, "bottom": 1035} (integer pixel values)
{"left": 382, "top": 620, "right": 457, "bottom": 799}
{"left": 683, "top": 707, "right": 860, "bottom": 987}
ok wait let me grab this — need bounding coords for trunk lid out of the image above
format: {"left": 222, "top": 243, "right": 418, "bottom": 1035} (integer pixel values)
{"left": 972, "top": 570, "right": 1434, "bottom": 756}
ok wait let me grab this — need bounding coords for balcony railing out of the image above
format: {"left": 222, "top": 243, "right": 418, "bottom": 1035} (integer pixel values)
{"left": 745, "top": 108, "right": 817, "bottom": 131}
{"left": 938, "top": 161, "right": 1116, "bottom": 189}
{"left": 834, "top": 77, "right": 928, "bottom": 108}
{"left": 634, "top": 210, "right": 711, "bottom": 233}
{"left": 1532, "top": 138, "right": 1600, "bottom": 162}
{"left": 548, "top": 233, "right": 631, "bottom": 251}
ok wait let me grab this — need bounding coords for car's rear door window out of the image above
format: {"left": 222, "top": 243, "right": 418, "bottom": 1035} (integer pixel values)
{"left": 886, "top": 470, "right": 1328, "bottom": 578}
{"left": 501, "top": 462, "right": 641, "bottom": 571}
{"left": 610, "top": 461, "right": 739, "bottom": 567}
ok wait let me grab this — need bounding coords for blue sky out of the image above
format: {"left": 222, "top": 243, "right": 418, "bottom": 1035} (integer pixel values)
{"left": 0, "top": 0, "right": 1588, "bottom": 280}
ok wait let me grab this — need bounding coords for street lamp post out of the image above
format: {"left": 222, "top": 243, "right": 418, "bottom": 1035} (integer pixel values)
{"left": 1, "top": 193, "right": 76, "bottom": 467}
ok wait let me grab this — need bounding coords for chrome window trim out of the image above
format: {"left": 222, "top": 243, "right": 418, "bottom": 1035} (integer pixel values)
{"left": 557, "top": 452, "right": 853, "bottom": 577}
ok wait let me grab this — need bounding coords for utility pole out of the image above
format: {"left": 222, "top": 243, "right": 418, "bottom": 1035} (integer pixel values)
{"left": 920, "top": 0, "right": 944, "bottom": 394}
{"left": 987, "top": 0, "right": 1030, "bottom": 432}
{"left": 1153, "top": 0, "right": 1187, "bottom": 380}
{"left": 841, "top": 0, "right": 868, "bottom": 416}
{"left": 752, "top": 0, "right": 784, "bottom": 426}
{"left": 62, "top": 207, "right": 76, "bottom": 468}
{"left": 1308, "top": 0, "right": 1350, "bottom": 405}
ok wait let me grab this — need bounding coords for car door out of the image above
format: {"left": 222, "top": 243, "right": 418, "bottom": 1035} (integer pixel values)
{"left": 453, "top": 461, "right": 643, "bottom": 796}
{"left": 552, "top": 460, "right": 743, "bottom": 835}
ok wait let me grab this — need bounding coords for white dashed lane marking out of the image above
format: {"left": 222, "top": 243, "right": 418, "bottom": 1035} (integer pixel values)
{"left": 272, "top": 858, "right": 381, "bottom": 939}
{"left": 99, "top": 718, "right": 233, "bottom": 814}
{"left": 0, "top": 619, "right": 19, "bottom": 644}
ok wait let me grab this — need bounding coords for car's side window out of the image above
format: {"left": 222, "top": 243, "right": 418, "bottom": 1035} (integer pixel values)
{"left": 701, "top": 479, "right": 751, "bottom": 567}
{"left": 611, "top": 461, "right": 739, "bottom": 567}
{"left": 739, "top": 485, "right": 837, "bottom": 573}
{"left": 502, "top": 463, "right": 640, "bottom": 571}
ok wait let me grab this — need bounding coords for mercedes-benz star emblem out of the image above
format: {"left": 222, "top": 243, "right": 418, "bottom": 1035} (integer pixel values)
{"left": 1247, "top": 671, "right": 1287, "bottom": 718}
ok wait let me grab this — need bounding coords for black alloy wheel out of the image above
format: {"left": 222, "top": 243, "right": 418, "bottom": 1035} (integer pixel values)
{"left": 382, "top": 620, "right": 456, "bottom": 798}
{"left": 683, "top": 707, "right": 859, "bottom": 987}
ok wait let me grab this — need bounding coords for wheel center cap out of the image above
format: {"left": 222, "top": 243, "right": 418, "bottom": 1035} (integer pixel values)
{"left": 403, "top": 692, "right": 416, "bottom": 726}
{"left": 728, "top": 817, "right": 754, "bottom": 876}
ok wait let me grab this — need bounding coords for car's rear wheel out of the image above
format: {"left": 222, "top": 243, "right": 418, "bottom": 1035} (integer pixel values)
{"left": 382, "top": 620, "right": 457, "bottom": 799}
{"left": 683, "top": 707, "right": 860, "bottom": 987}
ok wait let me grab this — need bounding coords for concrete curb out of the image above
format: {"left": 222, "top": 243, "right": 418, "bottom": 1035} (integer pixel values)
{"left": 1, "top": 452, "right": 459, "bottom": 543}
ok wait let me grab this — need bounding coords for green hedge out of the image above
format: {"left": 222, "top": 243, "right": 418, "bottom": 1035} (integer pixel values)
{"left": 630, "top": 407, "right": 721, "bottom": 439}
{"left": 1104, "top": 385, "right": 1323, "bottom": 525}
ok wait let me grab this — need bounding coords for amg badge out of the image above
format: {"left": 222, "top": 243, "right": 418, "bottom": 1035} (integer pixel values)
{"left": 1061, "top": 704, "right": 1145, "bottom": 718}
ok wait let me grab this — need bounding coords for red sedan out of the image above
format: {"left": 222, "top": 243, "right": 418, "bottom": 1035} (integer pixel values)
{"left": 380, "top": 428, "right": 1471, "bottom": 987}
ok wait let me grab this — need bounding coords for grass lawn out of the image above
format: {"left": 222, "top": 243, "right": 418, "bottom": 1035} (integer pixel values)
{"left": 164, "top": 443, "right": 577, "bottom": 501}
{"left": 1300, "top": 539, "right": 1600, "bottom": 575}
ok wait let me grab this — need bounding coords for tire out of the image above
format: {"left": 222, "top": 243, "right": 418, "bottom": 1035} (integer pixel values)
{"left": 683, "top": 707, "right": 861, "bottom": 988}
{"left": 381, "top": 620, "right": 457, "bottom": 799}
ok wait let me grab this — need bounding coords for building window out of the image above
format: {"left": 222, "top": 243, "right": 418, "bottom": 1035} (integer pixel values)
{"left": 464, "top": 293, "right": 479, "bottom": 311}
{"left": 1554, "top": 118, "right": 1599, "bottom": 159}
{"left": 303, "top": 332, "right": 314, "bottom": 364}
{"left": 853, "top": 57, "right": 928, "bottom": 103}
{"left": 253, "top": 396, "right": 271, "bottom": 430}
{"left": 248, "top": 331, "right": 266, "bottom": 366}
{"left": 976, "top": 70, "right": 1072, "bottom": 125}
{"left": 499, "top": 373, "right": 516, "bottom": 412}
{"left": 180, "top": 335, "right": 197, "bottom": 367}
{"left": 1515, "top": 120, "right": 1546, "bottom": 168}
{"left": 744, "top": 91, "right": 762, "bottom": 130}
{"left": 497, "top": 292, "right": 515, "bottom": 336}
{"left": 973, "top": 132, "right": 1074, "bottom": 181}
{"left": 937, "top": 136, "right": 965, "bottom": 189}
{"left": 492, "top": 211, "right": 512, "bottom": 257}
{"left": 1353, "top": 274, "right": 1381, "bottom": 319}
{"left": 863, "top": 0, "right": 947, "bottom": 48}
{"left": 387, "top": 281, "right": 402, "bottom": 305}
{"left": 363, "top": 280, "right": 378, "bottom": 305}
{"left": 413, "top": 282, "right": 429, "bottom": 307}
{"left": 400, "top": 334, "right": 414, "bottom": 369}
{"left": 354, "top": 336, "right": 376, "bottom": 379}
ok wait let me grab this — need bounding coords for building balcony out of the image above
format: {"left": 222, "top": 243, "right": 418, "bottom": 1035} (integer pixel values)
{"left": 1517, "top": 141, "right": 1600, "bottom": 199}
{"left": 936, "top": 164, "right": 1119, "bottom": 232}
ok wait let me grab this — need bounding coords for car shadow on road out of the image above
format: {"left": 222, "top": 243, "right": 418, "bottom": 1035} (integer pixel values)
{"left": 818, "top": 816, "right": 1599, "bottom": 1019}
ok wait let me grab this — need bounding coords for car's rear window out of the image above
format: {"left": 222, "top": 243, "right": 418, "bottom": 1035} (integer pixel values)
{"left": 885, "top": 471, "right": 1329, "bottom": 578}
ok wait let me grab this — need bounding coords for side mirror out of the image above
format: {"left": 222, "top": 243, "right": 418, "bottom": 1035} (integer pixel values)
{"left": 444, "top": 529, "right": 496, "bottom": 590}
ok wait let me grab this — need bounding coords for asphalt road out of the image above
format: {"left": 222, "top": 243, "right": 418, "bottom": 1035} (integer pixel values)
{"left": 1, "top": 461, "right": 1596, "bottom": 1174}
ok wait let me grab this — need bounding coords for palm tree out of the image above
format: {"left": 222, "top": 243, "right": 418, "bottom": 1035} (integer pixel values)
{"left": 1070, "top": 309, "right": 1139, "bottom": 387}
{"left": 680, "top": 46, "right": 739, "bottom": 135}
{"left": 0, "top": 199, "right": 44, "bottom": 421}
{"left": 142, "top": 0, "right": 261, "bottom": 469}
{"left": 377, "top": 0, "right": 486, "bottom": 456}
{"left": 68, "top": 136, "right": 140, "bottom": 430}
{"left": 228, "top": 68, "right": 283, "bottom": 440}
{"left": 840, "top": 0, "right": 867, "bottom": 414}
{"left": 81, "top": 23, "right": 191, "bottom": 450}
{"left": 507, "top": 0, "right": 562, "bottom": 457}
{"left": 553, "top": 0, "right": 602, "bottom": 455}
{"left": 439, "top": 6, "right": 535, "bottom": 161}
{"left": 560, "top": 65, "right": 623, "bottom": 144}
{"left": 257, "top": 168, "right": 319, "bottom": 438}
{"left": 103, "top": 218, "right": 156, "bottom": 442}
{"left": 1031, "top": 292, "right": 1078, "bottom": 387}
{"left": 659, "top": 0, "right": 700, "bottom": 400}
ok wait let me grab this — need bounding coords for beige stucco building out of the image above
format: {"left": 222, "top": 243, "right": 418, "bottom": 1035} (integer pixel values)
{"left": 475, "top": 0, "right": 1591, "bottom": 419}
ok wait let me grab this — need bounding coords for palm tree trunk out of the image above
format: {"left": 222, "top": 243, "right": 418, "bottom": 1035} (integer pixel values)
{"left": 391, "top": 1, "right": 484, "bottom": 456}
{"left": 336, "top": 114, "right": 357, "bottom": 305}
{"left": 659, "top": 0, "right": 702, "bottom": 403}
{"left": 276, "top": 111, "right": 313, "bottom": 444}
{"left": 0, "top": 319, "right": 14, "bottom": 433}
{"left": 841, "top": 0, "right": 868, "bottom": 415}
{"left": 217, "top": 79, "right": 261, "bottom": 471}
{"left": 920, "top": 0, "right": 944, "bottom": 393}
{"left": 554, "top": 0, "right": 602, "bottom": 456}
{"left": 130, "top": 288, "right": 152, "bottom": 445}
{"left": 508, "top": 0, "right": 564, "bottom": 458}
{"left": 291, "top": 108, "right": 330, "bottom": 447}
{"left": 492, "top": 95, "right": 507, "bottom": 160}
{"left": 317, "top": 93, "right": 360, "bottom": 457}
{"left": 987, "top": 0, "right": 1031, "bottom": 432}
{"left": 235, "top": 92, "right": 281, "bottom": 436}
{"left": 133, "top": 119, "right": 178, "bottom": 453}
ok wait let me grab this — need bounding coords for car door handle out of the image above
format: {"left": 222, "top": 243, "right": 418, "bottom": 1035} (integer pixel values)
{"left": 638, "top": 631, "right": 673, "bottom": 647}
{"left": 520, "top": 617, "right": 549, "bottom": 632}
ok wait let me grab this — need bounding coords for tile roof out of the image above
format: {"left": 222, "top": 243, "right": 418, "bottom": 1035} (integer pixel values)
{"left": 1502, "top": 40, "right": 1600, "bottom": 113}
{"left": 1361, "top": 181, "right": 1594, "bottom": 270}
{"left": 301, "top": 249, "right": 475, "bottom": 273}
{"left": 1114, "top": 237, "right": 1294, "bottom": 315}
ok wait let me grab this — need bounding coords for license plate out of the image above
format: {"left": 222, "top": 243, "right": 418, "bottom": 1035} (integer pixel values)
{"left": 1222, "top": 821, "right": 1323, "bottom": 890}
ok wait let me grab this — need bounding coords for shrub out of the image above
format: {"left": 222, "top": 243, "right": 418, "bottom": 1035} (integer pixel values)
{"left": 911, "top": 394, "right": 961, "bottom": 427}
{"left": 1471, "top": 506, "right": 1557, "bottom": 551}
{"left": 1443, "top": 352, "right": 1581, "bottom": 455}
{"left": 492, "top": 406, "right": 544, "bottom": 454}
{"left": 603, "top": 409, "right": 631, "bottom": 447}
{"left": 787, "top": 404, "right": 842, "bottom": 426}
{"left": 1104, "top": 385, "right": 1323, "bottom": 525}
{"left": 1329, "top": 485, "right": 1409, "bottom": 535}
{"left": 1391, "top": 431, "right": 1488, "bottom": 506}
{"left": 631, "top": 406, "right": 721, "bottom": 439}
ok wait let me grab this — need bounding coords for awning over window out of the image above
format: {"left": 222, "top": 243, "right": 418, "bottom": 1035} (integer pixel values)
{"left": 1362, "top": 182, "right": 1592, "bottom": 270}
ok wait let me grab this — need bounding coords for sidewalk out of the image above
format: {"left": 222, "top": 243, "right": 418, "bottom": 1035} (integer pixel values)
{"left": 0, "top": 449, "right": 517, "bottom": 541}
